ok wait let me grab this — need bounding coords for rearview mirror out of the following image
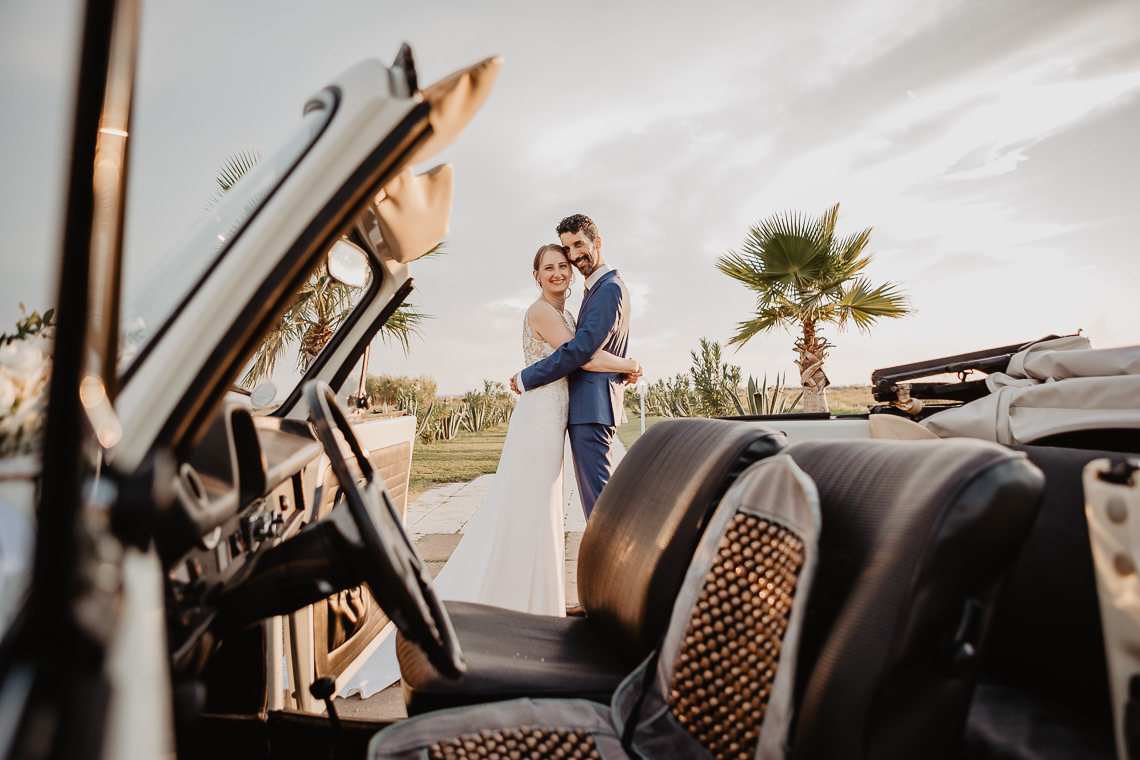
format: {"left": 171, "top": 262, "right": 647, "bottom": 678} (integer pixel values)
{"left": 250, "top": 382, "right": 277, "bottom": 409}
{"left": 326, "top": 239, "right": 370, "bottom": 288}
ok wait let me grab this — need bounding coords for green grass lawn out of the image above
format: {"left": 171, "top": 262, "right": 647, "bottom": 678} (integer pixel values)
{"left": 408, "top": 388, "right": 874, "bottom": 498}
{"left": 408, "top": 416, "right": 665, "bottom": 500}
{"left": 616, "top": 414, "right": 666, "bottom": 449}
{"left": 409, "top": 423, "right": 509, "bottom": 499}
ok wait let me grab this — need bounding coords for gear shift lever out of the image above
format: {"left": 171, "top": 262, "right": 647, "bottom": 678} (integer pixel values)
{"left": 310, "top": 676, "right": 343, "bottom": 757}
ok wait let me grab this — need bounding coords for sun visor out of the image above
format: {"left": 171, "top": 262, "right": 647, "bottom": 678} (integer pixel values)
{"left": 407, "top": 55, "right": 503, "bottom": 166}
{"left": 369, "top": 163, "right": 453, "bottom": 263}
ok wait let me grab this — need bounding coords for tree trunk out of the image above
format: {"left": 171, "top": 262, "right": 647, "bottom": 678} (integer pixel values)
{"left": 794, "top": 319, "right": 831, "bottom": 414}
{"left": 801, "top": 386, "right": 829, "bottom": 414}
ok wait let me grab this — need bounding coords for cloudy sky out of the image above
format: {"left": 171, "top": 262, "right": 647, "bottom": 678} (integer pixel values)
{"left": 2, "top": 0, "right": 1138, "bottom": 395}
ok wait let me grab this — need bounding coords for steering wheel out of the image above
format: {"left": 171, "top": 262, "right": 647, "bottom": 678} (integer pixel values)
{"left": 304, "top": 380, "right": 466, "bottom": 678}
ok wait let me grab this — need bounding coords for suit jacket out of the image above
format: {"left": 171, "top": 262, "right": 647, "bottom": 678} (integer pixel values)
{"left": 520, "top": 269, "right": 630, "bottom": 426}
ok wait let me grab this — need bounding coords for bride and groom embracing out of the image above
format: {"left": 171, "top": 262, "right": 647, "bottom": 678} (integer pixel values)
{"left": 434, "top": 212, "right": 641, "bottom": 615}
{"left": 341, "top": 213, "right": 640, "bottom": 697}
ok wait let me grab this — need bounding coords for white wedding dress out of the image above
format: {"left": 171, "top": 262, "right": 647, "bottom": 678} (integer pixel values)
{"left": 338, "top": 304, "right": 573, "bottom": 698}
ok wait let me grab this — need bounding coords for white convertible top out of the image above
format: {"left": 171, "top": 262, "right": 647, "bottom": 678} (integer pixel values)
{"left": 920, "top": 335, "right": 1140, "bottom": 445}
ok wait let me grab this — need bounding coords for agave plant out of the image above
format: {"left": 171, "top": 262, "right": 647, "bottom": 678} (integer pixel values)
{"left": 734, "top": 373, "right": 804, "bottom": 415}
{"left": 436, "top": 403, "right": 468, "bottom": 441}
{"left": 397, "top": 392, "right": 436, "bottom": 443}
{"left": 463, "top": 380, "right": 512, "bottom": 432}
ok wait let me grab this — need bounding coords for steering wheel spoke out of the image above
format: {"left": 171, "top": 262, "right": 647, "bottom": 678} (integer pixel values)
{"left": 304, "top": 380, "right": 465, "bottom": 678}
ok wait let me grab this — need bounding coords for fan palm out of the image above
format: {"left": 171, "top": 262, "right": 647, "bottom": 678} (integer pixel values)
{"left": 240, "top": 248, "right": 439, "bottom": 389}
{"left": 242, "top": 268, "right": 357, "bottom": 387}
{"left": 716, "top": 203, "right": 912, "bottom": 413}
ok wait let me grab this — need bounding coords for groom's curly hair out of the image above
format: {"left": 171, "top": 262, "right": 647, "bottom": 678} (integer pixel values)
{"left": 556, "top": 213, "right": 599, "bottom": 243}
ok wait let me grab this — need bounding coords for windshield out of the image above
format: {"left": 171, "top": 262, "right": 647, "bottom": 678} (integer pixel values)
{"left": 236, "top": 241, "right": 375, "bottom": 413}
{"left": 117, "top": 90, "right": 337, "bottom": 375}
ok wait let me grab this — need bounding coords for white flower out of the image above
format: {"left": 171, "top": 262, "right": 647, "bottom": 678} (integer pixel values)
{"left": 0, "top": 337, "right": 52, "bottom": 458}
{"left": 0, "top": 372, "right": 14, "bottom": 414}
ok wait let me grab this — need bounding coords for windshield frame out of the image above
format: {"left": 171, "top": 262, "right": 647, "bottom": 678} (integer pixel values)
{"left": 237, "top": 232, "right": 382, "bottom": 408}
{"left": 118, "top": 87, "right": 340, "bottom": 388}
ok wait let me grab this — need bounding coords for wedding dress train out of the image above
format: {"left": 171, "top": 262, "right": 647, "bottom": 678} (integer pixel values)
{"left": 338, "top": 306, "right": 573, "bottom": 698}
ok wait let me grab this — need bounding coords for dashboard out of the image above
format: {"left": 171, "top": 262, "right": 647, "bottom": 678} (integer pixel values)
{"left": 160, "top": 405, "right": 323, "bottom": 672}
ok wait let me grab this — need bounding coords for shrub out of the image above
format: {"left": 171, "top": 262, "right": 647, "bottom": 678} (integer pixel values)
{"left": 689, "top": 338, "right": 742, "bottom": 417}
{"left": 637, "top": 338, "right": 809, "bottom": 420}
{"left": 365, "top": 373, "right": 436, "bottom": 411}
{"left": 645, "top": 374, "right": 694, "bottom": 418}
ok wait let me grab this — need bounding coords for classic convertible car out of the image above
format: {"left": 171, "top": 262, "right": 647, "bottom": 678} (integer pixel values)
{"left": 2, "top": 1, "right": 1138, "bottom": 759}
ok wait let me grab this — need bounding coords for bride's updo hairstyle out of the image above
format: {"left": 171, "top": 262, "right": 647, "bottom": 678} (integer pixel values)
{"left": 532, "top": 244, "right": 574, "bottom": 288}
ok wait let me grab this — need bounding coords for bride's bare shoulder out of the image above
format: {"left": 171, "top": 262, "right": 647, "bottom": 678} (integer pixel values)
{"left": 526, "top": 300, "right": 559, "bottom": 322}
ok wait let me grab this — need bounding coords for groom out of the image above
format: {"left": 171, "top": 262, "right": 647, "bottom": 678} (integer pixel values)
{"left": 510, "top": 213, "right": 638, "bottom": 520}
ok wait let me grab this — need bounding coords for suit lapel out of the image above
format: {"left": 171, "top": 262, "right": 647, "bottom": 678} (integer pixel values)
{"left": 578, "top": 270, "right": 616, "bottom": 320}
{"left": 577, "top": 285, "right": 594, "bottom": 321}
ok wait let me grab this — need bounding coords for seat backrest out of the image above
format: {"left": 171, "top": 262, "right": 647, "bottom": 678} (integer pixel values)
{"left": 613, "top": 454, "right": 821, "bottom": 760}
{"left": 787, "top": 438, "right": 1044, "bottom": 760}
{"left": 979, "top": 445, "right": 1120, "bottom": 720}
{"left": 578, "top": 418, "right": 786, "bottom": 664}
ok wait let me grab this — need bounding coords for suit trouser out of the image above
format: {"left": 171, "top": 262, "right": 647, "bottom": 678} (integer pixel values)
{"left": 568, "top": 422, "right": 616, "bottom": 520}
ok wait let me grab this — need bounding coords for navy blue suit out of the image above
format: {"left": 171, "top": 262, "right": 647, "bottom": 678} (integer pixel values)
{"left": 520, "top": 269, "right": 630, "bottom": 518}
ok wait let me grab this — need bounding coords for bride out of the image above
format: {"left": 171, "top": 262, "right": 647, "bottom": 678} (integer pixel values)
{"left": 339, "top": 243, "right": 639, "bottom": 697}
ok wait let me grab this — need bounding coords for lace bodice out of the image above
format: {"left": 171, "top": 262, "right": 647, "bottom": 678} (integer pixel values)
{"left": 522, "top": 305, "right": 576, "bottom": 367}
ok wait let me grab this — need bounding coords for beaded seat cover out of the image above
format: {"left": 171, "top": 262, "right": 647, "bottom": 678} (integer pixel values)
{"left": 611, "top": 454, "right": 820, "bottom": 760}
{"left": 369, "top": 455, "right": 820, "bottom": 760}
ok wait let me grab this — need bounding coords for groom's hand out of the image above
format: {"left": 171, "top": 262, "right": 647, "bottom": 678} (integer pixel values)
{"left": 622, "top": 361, "right": 643, "bottom": 385}
{"left": 509, "top": 373, "right": 520, "bottom": 394}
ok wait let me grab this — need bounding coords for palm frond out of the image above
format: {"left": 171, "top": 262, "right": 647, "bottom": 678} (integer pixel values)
{"left": 378, "top": 302, "right": 433, "bottom": 355}
{"left": 725, "top": 306, "right": 794, "bottom": 348}
{"left": 739, "top": 212, "right": 832, "bottom": 289}
{"left": 834, "top": 278, "right": 913, "bottom": 332}
{"left": 242, "top": 327, "right": 291, "bottom": 387}
{"left": 204, "top": 147, "right": 264, "bottom": 211}
{"left": 816, "top": 202, "right": 840, "bottom": 247}
{"left": 215, "top": 148, "right": 263, "bottom": 193}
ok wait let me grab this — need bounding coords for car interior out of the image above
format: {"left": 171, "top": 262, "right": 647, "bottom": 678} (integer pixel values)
{"left": 170, "top": 408, "right": 1126, "bottom": 760}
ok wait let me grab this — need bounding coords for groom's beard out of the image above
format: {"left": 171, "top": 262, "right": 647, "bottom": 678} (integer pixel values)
{"left": 573, "top": 253, "right": 597, "bottom": 277}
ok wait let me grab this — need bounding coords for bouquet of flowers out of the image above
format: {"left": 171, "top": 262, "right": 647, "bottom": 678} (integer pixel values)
{"left": 0, "top": 308, "right": 54, "bottom": 458}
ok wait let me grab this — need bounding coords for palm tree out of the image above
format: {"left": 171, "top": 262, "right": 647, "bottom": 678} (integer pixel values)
{"left": 241, "top": 268, "right": 356, "bottom": 387}
{"left": 240, "top": 250, "right": 439, "bottom": 389}
{"left": 207, "top": 148, "right": 436, "bottom": 388}
{"left": 716, "top": 203, "right": 912, "bottom": 413}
